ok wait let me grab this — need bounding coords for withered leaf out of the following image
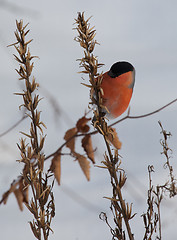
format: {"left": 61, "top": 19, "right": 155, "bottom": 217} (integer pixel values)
{"left": 14, "top": 188, "right": 24, "bottom": 211}
{"left": 107, "top": 127, "right": 122, "bottom": 149}
{"left": 74, "top": 153, "right": 90, "bottom": 181}
{"left": 50, "top": 153, "right": 61, "bottom": 185}
{"left": 64, "top": 127, "right": 77, "bottom": 153}
{"left": 76, "top": 116, "right": 91, "bottom": 133}
{"left": 81, "top": 134, "right": 95, "bottom": 164}
{"left": 1, "top": 178, "right": 20, "bottom": 205}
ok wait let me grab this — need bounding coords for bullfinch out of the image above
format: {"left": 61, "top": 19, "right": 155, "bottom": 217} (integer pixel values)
{"left": 99, "top": 61, "right": 135, "bottom": 118}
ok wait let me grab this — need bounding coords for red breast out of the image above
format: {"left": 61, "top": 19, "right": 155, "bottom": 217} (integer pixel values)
{"left": 100, "top": 61, "right": 135, "bottom": 118}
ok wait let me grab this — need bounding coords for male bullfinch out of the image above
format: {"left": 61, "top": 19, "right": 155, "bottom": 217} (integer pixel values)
{"left": 99, "top": 61, "right": 135, "bottom": 118}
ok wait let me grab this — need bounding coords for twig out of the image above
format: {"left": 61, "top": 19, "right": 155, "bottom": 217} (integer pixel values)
{"left": 1, "top": 97, "right": 176, "bottom": 147}
{"left": 0, "top": 115, "right": 27, "bottom": 137}
{"left": 110, "top": 98, "right": 177, "bottom": 127}
{"left": 44, "top": 98, "right": 177, "bottom": 161}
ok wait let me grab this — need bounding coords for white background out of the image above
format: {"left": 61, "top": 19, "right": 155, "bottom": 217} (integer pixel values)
{"left": 0, "top": 0, "right": 177, "bottom": 239}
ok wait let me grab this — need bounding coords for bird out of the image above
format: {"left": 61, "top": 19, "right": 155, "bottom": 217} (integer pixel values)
{"left": 98, "top": 61, "right": 135, "bottom": 118}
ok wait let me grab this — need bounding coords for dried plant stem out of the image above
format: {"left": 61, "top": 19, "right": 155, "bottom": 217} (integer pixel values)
{"left": 151, "top": 122, "right": 177, "bottom": 238}
{"left": 8, "top": 20, "right": 55, "bottom": 240}
{"left": 105, "top": 137, "right": 134, "bottom": 240}
{"left": 158, "top": 121, "right": 177, "bottom": 197}
{"left": 156, "top": 187, "right": 162, "bottom": 239}
{"left": 142, "top": 166, "right": 157, "bottom": 240}
{"left": 142, "top": 121, "right": 177, "bottom": 240}
{"left": 74, "top": 12, "right": 134, "bottom": 240}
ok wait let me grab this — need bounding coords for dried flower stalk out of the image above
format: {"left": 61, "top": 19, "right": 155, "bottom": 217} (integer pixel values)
{"left": 142, "top": 166, "right": 159, "bottom": 240}
{"left": 9, "top": 20, "right": 55, "bottom": 240}
{"left": 142, "top": 122, "right": 177, "bottom": 239}
{"left": 158, "top": 121, "right": 177, "bottom": 197}
{"left": 74, "top": 12, "right": 134, "bottom": 240}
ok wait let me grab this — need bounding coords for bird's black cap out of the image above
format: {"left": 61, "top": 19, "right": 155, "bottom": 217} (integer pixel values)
{"left": 108, "top": 61, "right": 134, "bottom": 78}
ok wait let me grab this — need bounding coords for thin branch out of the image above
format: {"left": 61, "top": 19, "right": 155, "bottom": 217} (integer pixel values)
{"left": 45, "top": 98, "right": 177, "bottom": 161}
{"left": 1, "top": 97, "right": 176, "bottom": 141}
{"left": 110, "top": 98, "right": 177, "bottom": 127}
{"left": 0, "top": 115, "right": 27, "bottom": 137}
